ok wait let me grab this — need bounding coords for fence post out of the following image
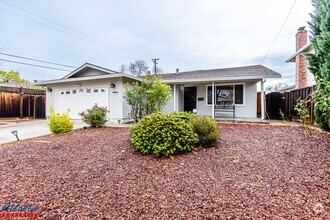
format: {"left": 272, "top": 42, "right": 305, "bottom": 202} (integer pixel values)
{"left": 33, "top": 95, "right": 37, "bottom": 119}
{"left": 19, "top": 87, "right": 23, "bottom": 119}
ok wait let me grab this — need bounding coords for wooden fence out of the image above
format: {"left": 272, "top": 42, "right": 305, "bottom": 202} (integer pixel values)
{"left": 262, "top": 86, "right": 315, "bottom": 123}
{"left": 282, "top": 86, "right": 315, "bottom": 122}
{"left": 0, "top": 86, "right": 46, "bottom": 119}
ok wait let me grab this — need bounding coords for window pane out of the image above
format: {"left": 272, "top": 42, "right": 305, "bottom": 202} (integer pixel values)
{"left": 207, "top": 86, "right": 212, "bottom": 105}
{"left": 235, "top": 84, "right": 243, "bottom": 104}
{"left": 216, "top": 85, "right": 233, "bottom": 105}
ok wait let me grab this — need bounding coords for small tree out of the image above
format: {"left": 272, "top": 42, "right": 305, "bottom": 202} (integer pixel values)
{"left": 306, "top": 0, "right": 330, "bottom": 131}
{"left": 124, "top": 73, "right": 171, "bottom": 122}
{"left": 295, "top": 97, "right": 312, "bottom": 135}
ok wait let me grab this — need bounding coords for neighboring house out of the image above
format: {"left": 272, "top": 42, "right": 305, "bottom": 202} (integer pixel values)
{"left": 286, "top": 26, "right": 315, "bottom": 89}
{"left": 35, "top": 63, "right": 281, "bottom": 122}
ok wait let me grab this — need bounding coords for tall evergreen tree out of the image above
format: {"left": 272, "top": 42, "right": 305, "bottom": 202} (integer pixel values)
{"left": 306, "top": 0, "right": 330, "bottom": 130}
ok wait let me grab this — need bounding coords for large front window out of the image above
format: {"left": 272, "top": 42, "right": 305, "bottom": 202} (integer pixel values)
{"left": 207, "top": 84, "right": 244, "bottom": 105}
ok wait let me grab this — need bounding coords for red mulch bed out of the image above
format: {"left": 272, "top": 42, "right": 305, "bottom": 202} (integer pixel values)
{"left": 0, "top": 123, "right": 329, "bottom": 219}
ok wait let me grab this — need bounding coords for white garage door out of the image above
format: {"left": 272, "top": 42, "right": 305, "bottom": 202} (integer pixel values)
{"left": 55, "top": 86, "right": 109, "bottom": 119}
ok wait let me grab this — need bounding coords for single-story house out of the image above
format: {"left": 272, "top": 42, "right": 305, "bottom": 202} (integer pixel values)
{"left": 35, "top": 63, "right": 281, "bottom": 123}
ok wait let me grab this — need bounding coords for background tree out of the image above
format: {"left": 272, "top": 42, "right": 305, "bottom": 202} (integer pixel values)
{"left": 124, "top": 73, "right": 171, "bottom": 122}
{"left": 306, "top": 0, "right": 330, "bottom": 130}
{"left": 152, "top": 66, "right": 164, "bottom": 75}
{"left": 119, "top": 64, "right": 128, "bottom": 73}
{"left": 0, "top": 70, "right": 31, "bottom": 87}
{"left": 266, "top": 82, "right": 291, "bottom": 92}
{"left": 128, "top": 60, "right": 149, "bottom": 76}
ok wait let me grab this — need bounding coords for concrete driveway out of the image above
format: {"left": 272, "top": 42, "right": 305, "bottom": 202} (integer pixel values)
{"left": 0, "top": 120, "right": 87, "bottom": 145}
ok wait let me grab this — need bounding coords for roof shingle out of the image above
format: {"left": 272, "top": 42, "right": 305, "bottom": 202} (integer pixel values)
{"left": 160, "top": 65, "right": 281, "bottom": 81}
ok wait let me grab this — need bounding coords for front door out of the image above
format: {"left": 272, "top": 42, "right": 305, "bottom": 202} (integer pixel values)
{"left": 184, "top": 86, "right": 197, "bottom": 112}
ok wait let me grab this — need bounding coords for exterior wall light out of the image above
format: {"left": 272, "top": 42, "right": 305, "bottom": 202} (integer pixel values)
{"left": 47, "top": 88, "right": 52, "bottom": 92}
{"left": 110, "top": 83, "right": 116, "bottom": 88}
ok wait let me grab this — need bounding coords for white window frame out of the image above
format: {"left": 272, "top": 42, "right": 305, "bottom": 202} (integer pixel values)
{"left": 206, "top": 82, "right": 245, "bottom": 107}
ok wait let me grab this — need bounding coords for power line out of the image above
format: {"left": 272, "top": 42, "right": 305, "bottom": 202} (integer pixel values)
{"left": 0, "top": 52, "right": 77, "bottom": 68}
{"left": 0, "top": 58, "right": 71, "bottom": 71}
{"left": 260, "top": 0, "right": 298, "bottom": 64}
{"left": 0, "top": 0, "right": 148, "bottom": 58}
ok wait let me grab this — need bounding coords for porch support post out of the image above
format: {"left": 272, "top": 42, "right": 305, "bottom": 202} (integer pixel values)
{"left": 173, "top": 84, "right": 176, "bottom": 111}
{"left": 212, "top": 82, "right": 215, "bottom": 118}
{"left": 260, "top": 79, "right": 265, "bottom": 120}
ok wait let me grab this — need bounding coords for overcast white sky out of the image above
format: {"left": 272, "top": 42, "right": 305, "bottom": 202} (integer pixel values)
{"left": 1, "top": 0, "right": 313, "bottom": 87}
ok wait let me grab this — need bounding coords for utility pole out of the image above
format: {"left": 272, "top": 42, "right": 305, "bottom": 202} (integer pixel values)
{"left": 152, "top": 58, "right": 159, "bottom": 75}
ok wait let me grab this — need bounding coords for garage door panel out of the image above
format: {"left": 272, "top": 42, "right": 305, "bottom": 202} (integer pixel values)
{"left": 55, "top": 87, "right": 108, "bottom": 119}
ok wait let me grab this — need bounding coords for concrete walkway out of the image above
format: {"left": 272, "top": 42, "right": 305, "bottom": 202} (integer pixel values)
{"left": 0, "top": 120, "right": 87, "bottom": 145}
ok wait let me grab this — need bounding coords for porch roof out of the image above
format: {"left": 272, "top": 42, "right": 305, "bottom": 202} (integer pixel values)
{"left": 161, "top": 65, "right": 281, "bottom": 83}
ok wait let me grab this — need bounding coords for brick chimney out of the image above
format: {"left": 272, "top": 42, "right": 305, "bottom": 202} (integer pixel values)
{"left": 295, "top": 26, "right": 307, "bottom": 88}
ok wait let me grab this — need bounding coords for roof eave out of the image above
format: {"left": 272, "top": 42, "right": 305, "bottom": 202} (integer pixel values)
{"left": 285, "top": 42, "right": 312, "bottom": 63}
{"left": 61, "top": 63, "right": 119, "bottom": 79}
{"left": 34, "top": 74, "right": 141, "bottom": 86}
{"left": 162, "top": 75, "right": 281, "bottom": 84}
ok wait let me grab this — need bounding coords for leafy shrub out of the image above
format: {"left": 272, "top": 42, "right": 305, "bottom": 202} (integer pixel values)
{"left": 130, "top": 112, "right": 198, "bottom": 157}
{"left": 295, "top": 97, "right": 311, "bottom": 125}
{"left": 48, "top": 106, "right": 74, "bottom": 134}
{"left": 313, "top": 80, "right": 330, "bottom": 131}
{"left": 170, "top": 111, "right": 196, "bottom": 120}
{"left": 124, "top": 73, "right": 171, "bottom": 122}
{"left": 169, "top": 112, "right": 220, "bottom": 148}
{"left": 79, "top": 104, "right": 108, "bottom": 128}
{"left": 191, "top": 116, "right": 220, "bottom": 148}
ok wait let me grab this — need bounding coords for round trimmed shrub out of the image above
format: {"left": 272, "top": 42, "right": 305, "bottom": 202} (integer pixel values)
{"left": 191, "top": 115, "right": 220, "bottom": 148}
{"left": 130, "top": 112, "right": 198, "bottom": 157}
{"left": 48, "top": 107, "right": 74, "bottom": 134}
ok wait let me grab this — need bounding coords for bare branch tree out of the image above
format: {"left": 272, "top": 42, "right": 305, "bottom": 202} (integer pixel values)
{"left": 119, "top": 64, "right": 128, "bottom": 73}
{"left": 152, "top": 66, "right": 164, "bottom": 74}
{"left": 266, "top": 83, "right": 290, "bottom": 92}
{"left": 129, "top": 60, "right": 149, "bottom": 76}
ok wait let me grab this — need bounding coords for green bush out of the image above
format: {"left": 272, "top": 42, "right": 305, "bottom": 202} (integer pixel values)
{"left": 170, "top": 111, "right": 196, "bottom": 120}
{"left": 170, "top": 112, "right": 220, "bottom": 148}
{"left": 130, "top": 112, "right": 198, "bottom": 157}
{"left": 124, "top": 73, "right": 171, "bottom": 122}
{"left": 79, "top": 104, "right": 108, "bottom": 128}
{"left": 313, "top": 80, "right": 330, "bottom": 131}
{"left": 48, "top": 107, "right": 74, "bottom": 134}
{"left": 191, "top": 115, "right": 220, "bottom": 148}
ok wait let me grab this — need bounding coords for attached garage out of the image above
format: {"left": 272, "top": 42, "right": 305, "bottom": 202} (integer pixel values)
{"left": 55, "top": 86, "right": 109, "bottom": 119}
{"left": 35, "top": 63, "right": 141, "bottom": 123}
